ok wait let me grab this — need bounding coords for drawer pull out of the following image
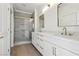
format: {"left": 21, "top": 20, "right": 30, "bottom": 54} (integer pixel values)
{"left": 52, "top": 47, "right": 56, "bottom": 56}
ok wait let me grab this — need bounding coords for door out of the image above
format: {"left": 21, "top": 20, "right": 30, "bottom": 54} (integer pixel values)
{"left": 14, "top": 18, "right": 31, "bottom": 43}
{"left": 0, "top": 3, "right": 4, "bottom": 55}
{"left": 1, "top": 3, "right": 10, "bottom": 55}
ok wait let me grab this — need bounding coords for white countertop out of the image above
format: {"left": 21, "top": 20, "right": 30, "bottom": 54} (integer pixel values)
{"left": 36, "top": 32, "right": 79, "bottom": 42}
{"left": 34, "top": 32, "right": 79, "bottom": 55}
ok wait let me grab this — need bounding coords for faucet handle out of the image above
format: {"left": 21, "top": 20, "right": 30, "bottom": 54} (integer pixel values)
{"left": 62, "top": 27, "right": 67, "bottom": 35}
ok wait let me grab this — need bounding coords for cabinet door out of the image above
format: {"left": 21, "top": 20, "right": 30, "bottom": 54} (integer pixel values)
{"left": 32, "top": 33, "right": 41, "bottom": 52}
{"left": 32, "top": 33, "right": 35, "bottom": 44}
{"left": 32, "top": 33, "right": 38, "bottom": 48}
{"left": 56, "top": 46, "right": 77, "bottom": 56}
{"left": 43, "top": 40, "right": 54, "bottom": 56}
{"left": 38, "top": 37, "right": 45, "bottom": 54}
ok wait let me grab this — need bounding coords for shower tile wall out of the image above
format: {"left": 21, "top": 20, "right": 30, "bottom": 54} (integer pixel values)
{"left": 14, "top": 18, "right": 31, "bottom": 43}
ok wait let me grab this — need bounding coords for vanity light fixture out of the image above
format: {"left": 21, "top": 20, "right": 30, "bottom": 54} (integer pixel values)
{"left": 42, "top": 5, "right": 49, "bottom": 13}
{"left": 42, "top": 2, "right": 56, "bottom": 13}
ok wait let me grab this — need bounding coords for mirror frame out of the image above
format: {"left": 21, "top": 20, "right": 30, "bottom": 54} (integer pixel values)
{"left": 57, "top": 3, "right": 79, "bottom": 27}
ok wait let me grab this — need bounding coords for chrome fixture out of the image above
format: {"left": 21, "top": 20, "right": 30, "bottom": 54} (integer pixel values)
{"left": 63, "top": 27, "right": 67, "bottom": 35}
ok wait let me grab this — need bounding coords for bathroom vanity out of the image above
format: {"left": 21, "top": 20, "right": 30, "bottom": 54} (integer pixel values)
{"left": 32, "top": 32, "right": 79, "bottom": 56}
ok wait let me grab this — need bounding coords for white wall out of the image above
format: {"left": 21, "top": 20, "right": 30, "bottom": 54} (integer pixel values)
{"left": 34, "top": 9, "right": 40, "bottom": 32}
{"left": 44, "top": 4, "right": 58, "bottom": 32}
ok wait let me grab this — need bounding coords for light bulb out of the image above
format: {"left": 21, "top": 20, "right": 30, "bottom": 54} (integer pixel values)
{"left": 42, "top": 6, "right": 49, "bottom": 13}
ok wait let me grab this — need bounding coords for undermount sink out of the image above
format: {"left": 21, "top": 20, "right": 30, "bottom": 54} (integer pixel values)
{"left": 37, "top": 32, "right": 79, "bottom": 41}
{"left": 40, "top": 31, "right": 73, "bottom": 37}
{"left": 54, "top": 32, "right": 79, "bottom": 41}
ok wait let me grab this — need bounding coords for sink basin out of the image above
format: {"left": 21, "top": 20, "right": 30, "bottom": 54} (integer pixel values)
{"left": 37, "top": 31, "right": 79, "bottom": 41}
{"left": 54, "top": 33, "right": 79, "bottom": 41}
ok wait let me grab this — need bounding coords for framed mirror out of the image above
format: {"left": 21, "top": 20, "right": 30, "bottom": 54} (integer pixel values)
{"left": 58, "top": 3, "right": 79, "bottom": 27}
{"left": 39, "top": 14, "right": 44, "bottom": 31}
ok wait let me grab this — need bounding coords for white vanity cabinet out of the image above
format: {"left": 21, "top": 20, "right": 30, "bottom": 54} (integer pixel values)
{"left": 43, "top": 40, "right": 77, "bottom": 56}
{"left": 32, "top": 32, "right": 79, "bottom": 56}
{"left": 32, "top": 33, "right": 39, "bottom": 50}
{"left": 42, "top": 40, "right": 55, "bottom": 56}
{"left": 32, "top": 32, "right": 44, "bottom": 54}
{"left": 32, "top": 32, "right": 56, "bottom": 56}
{"left": 32, "top": 32, "right": 37, "bottom": 46}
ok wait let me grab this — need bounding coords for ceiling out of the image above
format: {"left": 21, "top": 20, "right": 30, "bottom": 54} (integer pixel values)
{"left": 13, "top": 3, "right": 48, "bottom": 18}
{"left": 14, "top": 3, "right": 48, "bottom": 13}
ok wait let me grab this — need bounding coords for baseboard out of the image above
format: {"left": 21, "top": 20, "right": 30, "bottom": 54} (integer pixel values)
{"left": 14, "top": 41, "right": 32, "bottom": 46}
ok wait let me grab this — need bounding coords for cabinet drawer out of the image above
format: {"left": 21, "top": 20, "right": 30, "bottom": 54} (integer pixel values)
{"left": 56, "top": 46, "right": 77, "bottom": 56}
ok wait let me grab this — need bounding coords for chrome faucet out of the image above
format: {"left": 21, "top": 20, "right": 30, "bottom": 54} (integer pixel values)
{"left": 63, "top": 27, "right": 67, "bottom": 35}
